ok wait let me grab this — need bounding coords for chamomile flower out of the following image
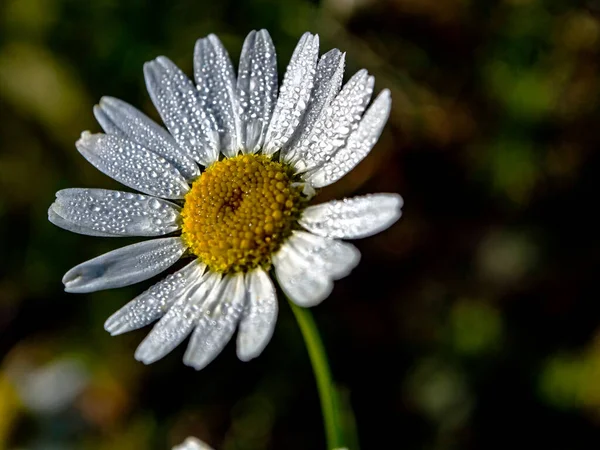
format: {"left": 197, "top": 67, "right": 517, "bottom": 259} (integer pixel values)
{"left": 49, "top": 30, "right": 403, "bottom": 369}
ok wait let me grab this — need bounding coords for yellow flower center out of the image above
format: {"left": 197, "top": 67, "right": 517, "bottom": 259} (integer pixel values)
{"left": 181, "top": 154, "right": 305, "bottom": 273}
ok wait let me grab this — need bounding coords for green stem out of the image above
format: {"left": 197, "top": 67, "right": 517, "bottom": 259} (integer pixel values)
{"left": 288, "top": 299, "right": 344, "bottom": 450}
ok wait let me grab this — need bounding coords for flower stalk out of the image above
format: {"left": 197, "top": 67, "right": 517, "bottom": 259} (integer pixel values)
{"left": 288, "top": 299, "right": 345, "bottom": 450}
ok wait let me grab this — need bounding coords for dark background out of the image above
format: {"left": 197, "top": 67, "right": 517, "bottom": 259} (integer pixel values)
{"left": 1, "top": 0, "right": 600, "bottom": 449}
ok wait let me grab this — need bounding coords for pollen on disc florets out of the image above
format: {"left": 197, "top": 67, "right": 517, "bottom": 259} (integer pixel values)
{"left": 181, "top": 154, "right": 305, "bottom": 273}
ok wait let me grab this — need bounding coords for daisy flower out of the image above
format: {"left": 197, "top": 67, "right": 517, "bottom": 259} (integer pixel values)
{"left": 49, "top": 30, "right": 403, "bottom": 370}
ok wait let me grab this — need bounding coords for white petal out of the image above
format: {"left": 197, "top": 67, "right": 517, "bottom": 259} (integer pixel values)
{"left": 92, "top": 103, "right": 120, "bottom": 135}
{"left": 292, "top": 69, "right": 374, "bottom": 172}
{"left": 144, "top": 56, "right": 219, "bottom": 166}
{"left": 183, "top": 273, "right": 246, "bottom": 370}
{"left": 93, "top": 97, "right": 200, "bottom": 180}
{"left": 134, "top": 271, "right": 222, "bottom": 364}
{"left": 237, "top": 29, "right": 278, "bottom": 154}
{"left": 282, "top": 49, "right": 345, "bottom": 163}
{"left": 49, "top": 188, "right": 181, "bottom": 237}
{"left": 76, "top": 132, "right": 189, "bottom": 199}
{"left": 273, "top": 231, "right": 360, "bottom": 307}
{"left": 172, "top": 437, "right": 214, "bottom": 450}
{"left": 194, "top": 34, "right": 241, "bottom": 157}
{"left": 263, "top": 32, "right": 319, "bottom": 155}
{"left": 236, "top": 268, "right": 278, "bottom": 362}
{"left": 307, "top": 89, "right": 391, "bottom": 188}
{"left": 104, "top": 259, "right": 206, "bottom": 335}
{"left": 62, "top": 237, "right": 187, "bottom": 293}
{"left": 299, "top": 193, "right": 403, "bottom": 239}
{"left": 274, "top": 245, "right": 333, "bottom": 307}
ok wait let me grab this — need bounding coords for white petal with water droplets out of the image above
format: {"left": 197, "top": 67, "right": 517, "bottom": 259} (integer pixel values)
{"left": 283, "top": 49, "right": 345, "bottom": 163}
{"left": 49, "top": 208, "right": 119, "bottom": 238}
{"left": 291, "top": 231, "right": 361, "bottom": 278}
{"left": 62, "top": 237, "right": 187, "bottom": 293}
{"left": 263, "top": 32, "right": 319, "bottom": 155}
{"left": 172, "top": 437, "right": 214, "bottom": 450}
{"left": 273, "top": 231, "right": 360, "bottom": 307}
{"left": 308, "top": 89, "right": 391, "bottom": 188}
{"left": 50, "top": 188, "right": 181, "bottom": 237}
{"left": 144, "top": 57, "right": 219, "bottom": 166}
{"left": 184, "top": 272, "right": 246, "bottom": 370}
{"left": 236, "top": 268, "right": 278, "bottom": 362}
{"left": 237, "top": 29, "right": 278, "bottom": 154}
{"left": 134, "top": 271, "right": 222, "bottom": 364}
{"left": 76, "top": 132, "right": 189, "bottom": 199}
{"left": 104, "top": 260, "right": 206, "bottom": 335}
{"left": 299, "top": 193, "right": 403, "bottom": 240}
{"left": 194, "top": 34, "right": 241, "bottom": 157}
{"left": 292, "top": 69, "right": 374, "bottom": 172}
{"left": 93, "top": 97, "right": 199, "bottom": 180}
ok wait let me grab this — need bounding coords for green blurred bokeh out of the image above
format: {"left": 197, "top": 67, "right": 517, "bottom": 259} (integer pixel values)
{"left": 1, "top": 0, "right": 600, "bottom": 449}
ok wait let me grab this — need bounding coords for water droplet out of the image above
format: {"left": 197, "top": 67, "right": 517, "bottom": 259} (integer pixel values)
{"left": 148, "top": 198, "right": 162, "bottom": 210}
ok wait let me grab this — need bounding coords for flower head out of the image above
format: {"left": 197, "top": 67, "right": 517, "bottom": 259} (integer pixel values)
{"left": 49, "top": 30, "right": 403, "bottom": 369}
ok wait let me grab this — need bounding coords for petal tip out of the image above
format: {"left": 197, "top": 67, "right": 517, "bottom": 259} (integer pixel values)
{"left": 77, "top": 130, "right": 92, "bottom": 142}
{"left": 207, "top": 33, "right": 220, "bottom": 45}
{"left": 104, "top": 316, "right": 123, "bottom": 335}
{"left": 143, "top": 60, "right": 162, "bottom": 79}
{"left": 377, "top": 88, "right": 392, "bottom": 106}
{"left": 236, "top": 342, "right": 267, "bottom": 362}
{"left": 393, "top": 193, "right": 404, "bottom": 209}
{"left": 182, "top": 357, "right": 205, "bottom": 371}
{"left": 133, "top": 346, "right": 154, "bottom": 365}
{"left": 62, "top": 272, "right": 86, "bottom": 293}
{"left": 236, "top": 350, "right": 254, "bottom": 363}
{"left": 142, "top": 60, "right": 154, "bottom": 72}
{"left": 63, "top": 284, "right": 82, "bottom": 294}
{"left": 193, "top": 36, "right": 206, "bottom": 51}
{"left": 99, "top": 95, "right": 119, "bottom": 108}
{"left": 155, "top": 56, "right": 170, "bottom": 66}
{"left": 75, "top": 131, "right": 96, "bottom": 151}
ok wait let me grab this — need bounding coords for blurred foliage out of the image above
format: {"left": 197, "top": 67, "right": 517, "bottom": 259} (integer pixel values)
{"left": 539, "top": 339, "right": 600, "bottom": 412}
{"left": 1, "top": 0, "right": 600, "bottom": 449}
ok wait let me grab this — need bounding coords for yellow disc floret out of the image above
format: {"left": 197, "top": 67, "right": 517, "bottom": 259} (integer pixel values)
{"left": 181, "top": 154, "right": 305, "bottom": 273}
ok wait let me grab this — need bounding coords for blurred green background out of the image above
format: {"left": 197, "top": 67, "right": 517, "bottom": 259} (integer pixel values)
{"left": 1, "top": 0, "right": 600, "bottom": 448}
